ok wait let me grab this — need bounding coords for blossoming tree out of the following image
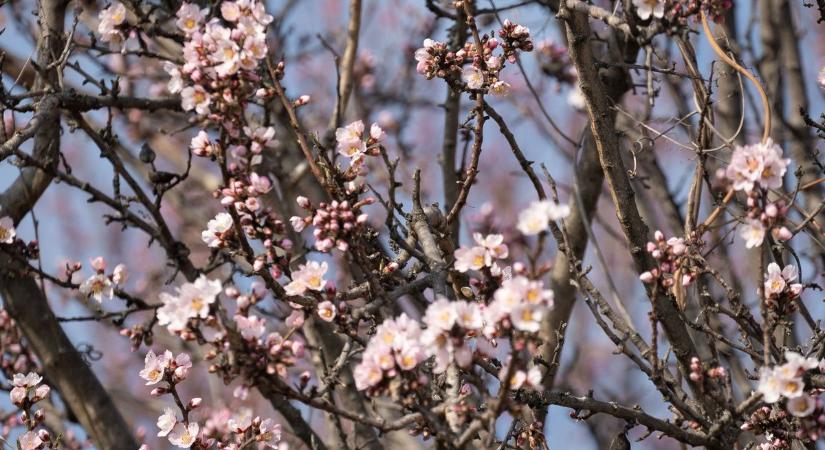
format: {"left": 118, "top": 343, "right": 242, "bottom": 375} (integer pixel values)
{"left": 1, "top": 0, "right": 825, "bottom": 449}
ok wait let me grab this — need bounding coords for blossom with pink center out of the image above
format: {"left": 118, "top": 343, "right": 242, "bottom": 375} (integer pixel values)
{"left": 632, "top": 0, "right": 665, "bottom": 20}
{"left": 725, "top": 139, "right": 789, "bottom": 193}
{"left": 0, "top": 216, "right": 16, "bottom": 243}
{"left": 168, "top": 422, "right": 199, "bottom": 448}
{"left": 317, "top": 301, "right": 337, "bottom": 322}
{"left": 284, "top": 261, "right": 328, "bottom": 296}
{"left": 175, "top": 3, "right": 207, "bottom": 34}
{"left": 235, "top": 314, "right": 266, "bottom": 340}
{"left": 516, "top": 199, "right": 571, "bottom": 235}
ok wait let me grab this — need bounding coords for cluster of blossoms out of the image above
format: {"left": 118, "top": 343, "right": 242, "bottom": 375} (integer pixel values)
{"left": 497, "top": 19, "right": 534, "bottom": 61}
{"left": 198, "top": 407, "right": 285, "bottom": 449}
{"left": 334, "top": 120, "right": 385, "bottom": 169}
{"left": 157, "top": 275, "right": 223, "bottom": 334}
{"left": 1, "top": 309, "right": 37, "bottom": 376}
{"left": 283, "top": 260, "right": 328, "bottom": 297}
{"left": 415, "top": 19, "right": 533, "bottom": 96}
{"left": 736, "top": 199, "right": 793, "bottom": 249}
{"left": 725, "top": 139, "right": 789, "bottom": 194}
{"left": 202, "top": 208, "right": 293, "bottom": 277}
{"left": 78, "top": 257, "right": 127, "bottom": 303}
{"left": 632, "top": 0, "right": 733, "bottom": 23}
{"left": 748, "top": 352, "right": 825, "bottom": 446}
{"left": 0, "top": 215, "right": 16, "bottom": 244}
{"left": 484, "top": 275, "right": 555, "bottom": 336}
{"left": 166, "top": 1, "right": 272, "bottom": 117}
{"left": 762, "top": 263, "right": 804, "bottom": 314}
{"left": 355, "top": 272, "right": 555, "bottom": 392}
{"left": 453, "top": 233, "right": 508, "bottom": 273}
{"left": 8, "top": 373, "right": 55, "bottom": 450}
{"left": 354, "top": 313, "right": 425, "bottom": 392}
{"left": 688, "top": 356, "right": 727, "bottom": 383}
{"left": 139, "top": 350, "right": 208, "bottom": 448}
{"left": 638, "top": 231, "right": 697, "bottom": 287}
{"left": 722, "top": 139, "right": 792, "bottom": 249}
{"left": 501, "top": 364, "right": 543, "bottom": 390}
{"left": 290, "top": 196, "right": 371, "bottom": 252}
{"left": 516, "top": 199, "right": 571, "bottom": 236}
{"left": 670, "top": 0, "right": 733, "bottom": 23}
{"left": 97, "top": 2, "right": 128, "bottom": 44}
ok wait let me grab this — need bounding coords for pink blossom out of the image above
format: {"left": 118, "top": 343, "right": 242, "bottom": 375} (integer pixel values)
{"left": 235, "top": 314, "right": 266, "bottom": 340}
{"left": 201, "top": 212, "right": 234, "bottom": 248}
{"left": 284, "top": 261, "right": 328, "bottom": 296}
{"left": 739, "top": 219, "right": 765, "bottom": 249}
{"left": 175, "top": 3, "right": 207, "bottom": 34}
{"left": 725, "top": 139, "right": 789, "bottom": 193}
{"left": 139, "top": 350, "right": 171, "bottom": 385}
{"left": 18, "top": 431, "right": 42, "bottom": 450}
{"left": 168, "top": 422, "right": 199, "bottom": 448}
{"left": 157, "top": 407, "right": 177, "bottom": 437}
{"left": 516, "top": 200, "right": 570, "bottom": 235}
{"left": 316, "top": 300, "right": 337, "bottom": 322}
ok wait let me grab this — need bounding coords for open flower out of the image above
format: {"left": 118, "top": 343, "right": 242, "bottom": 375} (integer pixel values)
{"left": 317, "top": 301, "right": 337, "bottom": 322}
{"left": 517, "top": 200, "right": 570, "bottom": 235}
{"left": 139, "top": 350, "right": 171, "bottom": 385}
{"left": 0, "top": 216, "right": 16, "bottom": 243}
{"left": 462, "top": 66, "right": 484, "bottom": 90}
{"left": 80, "top": 273, "right": 114, "bottom": 302}
{"left": 201, "top": 212, "right": 234, "bottom": 248}
{"left": 739, "top": 219, "right": 765, "bottom": 249}
{"left": 632, "top": 0, "right": 665, "bottom": 20}
{"left": 168, "top": 422, "right": 199, "bottom": 448}
{"left": 157, "top": 407, "right": 177, "bottom": 437}
{"left": 284, "top": 261, "right": 328, "bottom": 296}
{"left": 726, "top": 139, "right": 789, "bottom": 193}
